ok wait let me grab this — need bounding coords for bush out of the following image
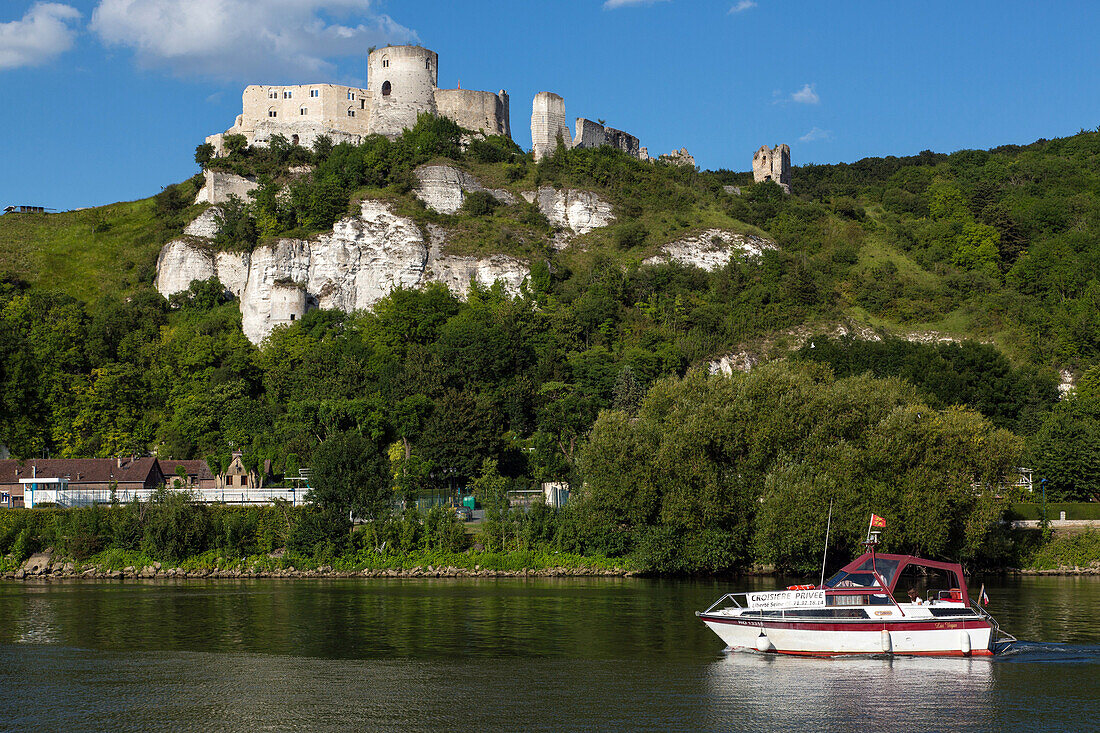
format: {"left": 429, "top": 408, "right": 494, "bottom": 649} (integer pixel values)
{"left": 461, "top": 191, "right": 500, "bottom": 217}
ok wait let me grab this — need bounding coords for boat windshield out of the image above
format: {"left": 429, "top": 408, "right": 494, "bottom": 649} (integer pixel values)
{"left": 824, "top": 558, "right": 901, "bottom": 589}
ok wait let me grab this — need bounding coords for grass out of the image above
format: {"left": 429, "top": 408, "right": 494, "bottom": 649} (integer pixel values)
{"left": 0, "top": 179, "right": 203, "bottom": 303}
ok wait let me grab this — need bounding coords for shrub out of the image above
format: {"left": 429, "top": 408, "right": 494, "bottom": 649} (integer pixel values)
{"left": 462, "top": 191, "right": 500, "bottom": 217}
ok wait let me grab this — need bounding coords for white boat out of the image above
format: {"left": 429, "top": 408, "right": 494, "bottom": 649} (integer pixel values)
{"left": 698, "top": 543, "right": 1015, "bottom": 657}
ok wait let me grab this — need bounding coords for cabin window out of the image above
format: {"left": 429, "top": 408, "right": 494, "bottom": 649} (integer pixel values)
{"left": 381, "top": 81, "right": 391, "bottom": 97}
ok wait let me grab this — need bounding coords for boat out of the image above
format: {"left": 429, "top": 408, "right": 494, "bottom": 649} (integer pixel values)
{"left": 697, "top": 520, "right": 1016, "bottom": 657}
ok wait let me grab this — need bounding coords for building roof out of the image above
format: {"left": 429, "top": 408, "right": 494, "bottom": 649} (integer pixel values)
{"left": 0, "top": 458, "right": 163, "bottom": 487}
{"left": 159, "top": 459, "right": 215, "bottom": 481}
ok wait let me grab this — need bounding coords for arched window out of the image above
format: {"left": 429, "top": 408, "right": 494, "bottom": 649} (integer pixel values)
{"left": 269, "top": 90, "right": 278, "bottom": 99}
{"left": 347, "top": 107, "right": 356, "bottom": 117}
{"left": 381, "top": 57, "right": 389, "bottom": 68}
{"left": 425, "top": 58, "right": 431, "bottom": 70}
{"left": 268, "top": 107, "right": 277, "bottom": 118}
{"left": 299, "top": 106, "right": 308, "bottom": 116}
{"left": 381, "top": 81, "right": 391, "bottom": 97}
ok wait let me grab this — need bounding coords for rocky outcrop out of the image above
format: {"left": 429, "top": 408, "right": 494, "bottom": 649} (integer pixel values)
{"left": 414, "top": 164, "right": 516, "bottom": 214}
{"left": 183, "top": 207, "right": 220, "bottom": 238}
{"left": 521, "top": 187, "right": 615, "bottom": 235}
{"left": 643, "top": 229, "right": 776, "bottom": 272}
{"left": 194, "top": 170, "right": 258, "bottom": 205}
{"left": 157, "top": 200, "right": 529, "bottom": 344}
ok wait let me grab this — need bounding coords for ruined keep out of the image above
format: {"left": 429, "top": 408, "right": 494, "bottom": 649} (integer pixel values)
{"left": 753, "top": 144, "right": 791, "bottom": 193}
{"left": 206, "top": 45, "right": 510, "bottom": 153}
{"left": 531, "top": 92, "right": 646, "bottom": 162}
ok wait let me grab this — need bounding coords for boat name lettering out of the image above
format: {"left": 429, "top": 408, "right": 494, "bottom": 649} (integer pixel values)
{"left": 747, "top": 590, "right": 826, "bottom": 610}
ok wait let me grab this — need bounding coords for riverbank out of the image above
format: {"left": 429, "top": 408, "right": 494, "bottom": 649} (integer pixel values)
{"left": 1, "top": 547, "right": 637, "bottom": 581}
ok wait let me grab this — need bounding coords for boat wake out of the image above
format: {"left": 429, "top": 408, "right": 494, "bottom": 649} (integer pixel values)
{"left": 995, "top": 641, "right": 1100, "bottom": 664}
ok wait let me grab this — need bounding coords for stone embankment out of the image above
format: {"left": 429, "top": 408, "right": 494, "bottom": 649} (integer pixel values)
{"left": 3, "top": 564, "right": 634, "bottom": 581}
{"left": 2, "top": 549, "right": 633, "bottom": 580}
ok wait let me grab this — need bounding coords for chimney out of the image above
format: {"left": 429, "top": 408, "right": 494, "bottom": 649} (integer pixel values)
{"left": 117, "top": 456, "right": 122, "bottom": 468}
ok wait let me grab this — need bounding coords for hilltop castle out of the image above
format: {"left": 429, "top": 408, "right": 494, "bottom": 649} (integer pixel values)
{"left": 752, "top": 144, "right": 791, "bottom": 193}
{"left": 205, "top": 45, "right": 510, "bottom": 154}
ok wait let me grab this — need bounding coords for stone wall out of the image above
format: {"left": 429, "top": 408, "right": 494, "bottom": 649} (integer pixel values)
{"left": 435, "top": 88, "right": 510, "bottom": 137}
{"left": 194, "top": 170, "right": 258, "bottom": 206}
{"left": 531, "top": 92, "right": 572, "bottom": 161}
{"left": 572, "top": 118, "right": 640, "bottom": 157}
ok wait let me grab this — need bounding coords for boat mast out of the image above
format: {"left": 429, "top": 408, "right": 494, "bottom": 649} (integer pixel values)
{"left": 819, "top": 498, "right": 833, "bottom": 588}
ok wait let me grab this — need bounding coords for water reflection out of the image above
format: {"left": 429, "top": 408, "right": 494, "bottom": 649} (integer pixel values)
{"left": 705, "top": 651, "right": 996, "bottom": 730}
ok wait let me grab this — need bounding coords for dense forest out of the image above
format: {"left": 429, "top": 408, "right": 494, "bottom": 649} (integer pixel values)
{"left": 4, "top": 118, "right": 1100, "bottom": 572}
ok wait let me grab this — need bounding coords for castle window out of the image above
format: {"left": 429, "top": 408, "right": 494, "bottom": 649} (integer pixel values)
{"left": 381, "top": 81, "right": 391, "bottom": 97}
{"left": 347, "top": 91, "right": 354, "bottom": 100}
{"left": 382, "top": 57, "right": 389, "bottom": 68}
{"left": 283, "top": 90, "right": 292, "bottom": 99}
{"left": 360, "top": 99, "right": 365, "bottom": 109}
{"left": 291, "top": 134, "right": 299, "bottom": 145}
{"left": 425, "top": 58, "right": 431, "bottom": 70}
{"left": 300, "top": 107, "right": 307, "bottom": 115}
{"left": 290, "top": 313, "right": 296, "bottom": 321}
{"left": 268, "top": 109, "right": 277, "bottom": 118}
{"left": 347, "top": 108, "right": 356, "bottom": 117}
{"left": 269, "top": 90, "right": 278, "bottom": 99}
{"left": 310, "top": 89, "right": 319, "bottom": 98}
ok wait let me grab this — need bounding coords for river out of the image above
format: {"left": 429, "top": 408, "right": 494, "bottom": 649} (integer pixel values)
{"left": 0, "top": 575, "right": 1097, "bottom": 731}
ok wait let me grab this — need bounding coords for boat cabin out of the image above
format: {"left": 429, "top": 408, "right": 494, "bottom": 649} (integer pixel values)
{"left": 822, "top": 552, "right": 970, "bottom": 606}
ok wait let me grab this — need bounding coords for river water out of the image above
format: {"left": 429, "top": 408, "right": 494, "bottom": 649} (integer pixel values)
{"left": 0, "top": 575, "right": 1097, "bottom": 732}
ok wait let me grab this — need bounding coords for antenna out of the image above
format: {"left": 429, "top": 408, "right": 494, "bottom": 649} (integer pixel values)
{"left": 819, "top": 497, "right": 833, "bottom": 587}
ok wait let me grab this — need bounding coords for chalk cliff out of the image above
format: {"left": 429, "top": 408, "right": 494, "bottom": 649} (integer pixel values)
{"left": 156, "top": 200, "right": 529, "bottom": 344}
{"left": 643, "top": 229, "right": 776, "bottom": 272}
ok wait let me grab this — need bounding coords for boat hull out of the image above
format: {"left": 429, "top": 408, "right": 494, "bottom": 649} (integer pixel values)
{"left": 701, "top": 614, "right": 994, "bottom": 657}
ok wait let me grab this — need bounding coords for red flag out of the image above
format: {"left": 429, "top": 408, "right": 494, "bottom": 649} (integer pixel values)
{"left": 870, "top": 514, "right": 887, "bottom": 528}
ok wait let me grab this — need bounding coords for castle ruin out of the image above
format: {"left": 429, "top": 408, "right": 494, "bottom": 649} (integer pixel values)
{"left": 206, "top": 45, "right": 510, "bottom": 154}
{"left": 530, "top": 92, "right": 648, "bottom": 162}
{"left": 752, "top": 144, "right": 791, "bottom": 193}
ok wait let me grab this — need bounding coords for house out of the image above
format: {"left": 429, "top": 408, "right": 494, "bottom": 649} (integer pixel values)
{"left": 215, "top": 451, "right": 262, "bottom": 491}
{"left": 159, "top": 459, "right": 218, "bottom": 492}
{"left": 0, "top": 457, "right": 165, "bottom": 508}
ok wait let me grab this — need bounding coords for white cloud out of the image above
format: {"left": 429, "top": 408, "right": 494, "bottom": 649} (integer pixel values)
{"left": 90, "top": 0, "right": 416, "bottom": 81}
{"left": 0, "top": 2, "right": 81, "bottom": 71}
{"left": 799, "top": 127, "right": 832, "bottom": 143}
{"left": 790, "top": 83, "right": 820, "bottom": 104}
{"left": 729, "top": 1, "right": 757, "bottom": 13}
{"left": 604, "top": 0, "right": 669, "bottom": 9}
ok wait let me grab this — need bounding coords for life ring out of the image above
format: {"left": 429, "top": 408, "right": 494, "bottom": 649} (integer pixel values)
{"left": 787, "top": 584, "right": 816, "bottom": 590}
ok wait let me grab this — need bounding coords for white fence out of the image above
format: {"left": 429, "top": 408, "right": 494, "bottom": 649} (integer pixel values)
{"left": 49, "top": 486, "right": 310, "bottom": 508}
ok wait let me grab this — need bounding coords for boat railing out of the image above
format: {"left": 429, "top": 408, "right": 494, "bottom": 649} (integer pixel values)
{"left": 701, "top": 593, "right": 746, "bottom": 614}
{"left": 971, "top": 601, "right": 1017, "bottom": 647}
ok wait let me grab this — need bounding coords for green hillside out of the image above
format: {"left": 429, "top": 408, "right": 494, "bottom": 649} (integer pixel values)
{"left": 4, "top": 118, "right": 1100, "bottom": 572}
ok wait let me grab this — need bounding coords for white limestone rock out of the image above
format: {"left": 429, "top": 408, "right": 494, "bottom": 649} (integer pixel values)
{"left": 521, "top": 187, "right": 614, "bottom": 235}
{"left": 183, "top": 207, "right": 221, "bottom": 238}
{"left": 708, "top": 351, "right": 759, "bottom": 376}
{"left": 643, "top": 229, "right": 776, "bottom": 272}
{"left": 414, "top": 164, "right": 517, "bottom": 214}
{"left": 156, "top": 199, "right": 529, "bottom": 344}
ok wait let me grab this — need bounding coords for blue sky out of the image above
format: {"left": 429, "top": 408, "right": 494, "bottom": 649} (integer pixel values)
{"left": 4, "top": 0, "right": 1100, "bottom": 211}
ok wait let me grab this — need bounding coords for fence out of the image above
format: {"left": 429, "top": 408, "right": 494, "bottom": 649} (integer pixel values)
{"left": 51, "top": 486, "right": 310, "bottom": 508}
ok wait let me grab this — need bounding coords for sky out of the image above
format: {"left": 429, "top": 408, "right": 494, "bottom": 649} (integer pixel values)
{"left": 4, "top": 0, "right": 1100, "bottom": 211}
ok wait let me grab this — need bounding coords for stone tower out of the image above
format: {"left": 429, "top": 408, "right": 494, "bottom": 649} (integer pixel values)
{"left": 753, "top": 144, "right": 791, "bottom": 193}
{"left": 531, "top": 92, "right": 573, "bottom": 161}
{"left": 367, "top": 45, "right": 439, "bottom": 137}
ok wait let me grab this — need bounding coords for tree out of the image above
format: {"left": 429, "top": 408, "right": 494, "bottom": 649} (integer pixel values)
{"left": 308, "top": 430, "right": 393, "bottom": 520}
{"left": 194, "top": 143, "right": 215, "bottom": 167}
{"left": 471, "top": 458, "right": 509, "bottom": 551}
